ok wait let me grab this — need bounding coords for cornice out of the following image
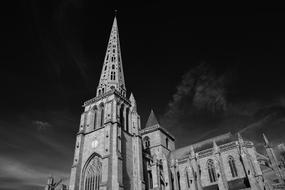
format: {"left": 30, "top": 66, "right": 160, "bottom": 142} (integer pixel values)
{"left": 83, "top": 89, "right": 130, "bottom": 107}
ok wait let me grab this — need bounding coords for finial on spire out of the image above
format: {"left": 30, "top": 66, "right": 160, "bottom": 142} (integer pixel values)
{"left": 114, "top": 9, "right": 118, "bottom": 16}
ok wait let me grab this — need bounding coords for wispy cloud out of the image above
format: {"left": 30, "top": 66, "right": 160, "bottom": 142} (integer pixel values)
{"left": 0, "top": 110, "right": 75, "bottom": 190}
{"left": 161, "top": 62, "right": 285, "bottom": 149}
{"left": 165, "top": 62, "right": 228, "bottom": 120}
{"left": 0, "top": 156, "right": 69, "bottom": 190}
{"left": 33, "top": 120, "right": 52, "bottom": 131}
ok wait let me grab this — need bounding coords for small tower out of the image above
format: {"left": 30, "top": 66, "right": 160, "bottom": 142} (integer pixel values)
{"left": 141, "top": 110, "right": 175, "bottom": 156}
{"left": 140, "top": 110, "right": 175, "bottom": 190}
{"left": 263, "top": 133, "right": 285, "bottom": 184}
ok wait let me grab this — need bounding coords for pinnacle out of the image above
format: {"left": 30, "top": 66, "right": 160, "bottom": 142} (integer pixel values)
{"left": 129, "top": 93, "right": 136, "bottom": 103}
{"left": 145, "top": 109, "right": 160, "bottom": 128}
{"left": 213, "top": 140, "right": 219, "bottom": 152}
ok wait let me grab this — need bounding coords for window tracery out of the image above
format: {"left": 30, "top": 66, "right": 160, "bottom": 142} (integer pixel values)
{"left": 228, "top": 156, "right": 238, "bottom": 177}
{"left": 207, "top": 159, "right": 217, "bottom": 183}
{"left": 84, "top": 156, "right": 102, "bottom": 190}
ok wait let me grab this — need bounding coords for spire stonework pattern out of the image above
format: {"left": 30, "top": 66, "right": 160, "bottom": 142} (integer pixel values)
{"left": 96, "top": 16, "right": 126, "bottom": 97}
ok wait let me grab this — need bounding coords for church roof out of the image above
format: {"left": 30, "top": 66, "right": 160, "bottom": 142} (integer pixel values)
{"left": 170, "top": 132, "right": 235, "bottom": 160}
{"left": 145, "top": 110, "right": 159, "bottom": 128}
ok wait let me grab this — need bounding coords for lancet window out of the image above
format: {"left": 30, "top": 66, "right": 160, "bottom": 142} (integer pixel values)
{"left": 147, "top": 170, "right": 153, "bottom": 189}
{"left": 207, "top": 159, "right": 217, "bottom": 183}
{"left": 177, "top": 171, "right": 181, "bottom": 190}
{"left": 143, "top": 136, "right": 150, "bottom": 148}
{"left": 228, "top": 156, "right": 238, "bottom": 177}
{"left": 185, "top": 168, "right": 190, "bottom": 188}
{"left": 99, "top": 104, "right": 104, "bottom": 127}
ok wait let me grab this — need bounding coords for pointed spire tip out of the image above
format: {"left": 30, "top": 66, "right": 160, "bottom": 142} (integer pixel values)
{"left": 145, "top": 109, "right": 159, "bottom": 128}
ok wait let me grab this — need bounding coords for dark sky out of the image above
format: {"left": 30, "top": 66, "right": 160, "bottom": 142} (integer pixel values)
{"left": 1, "top": 1, "right": 285, "bottom": 189}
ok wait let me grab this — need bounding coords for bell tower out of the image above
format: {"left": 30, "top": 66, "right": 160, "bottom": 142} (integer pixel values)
{"left": 69, "top": 16, "right": 144, "bottom": 190}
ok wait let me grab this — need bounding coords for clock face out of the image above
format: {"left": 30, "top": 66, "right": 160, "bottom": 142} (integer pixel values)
{"left": 91, "top": 140, "right": 98, "bottom": 148}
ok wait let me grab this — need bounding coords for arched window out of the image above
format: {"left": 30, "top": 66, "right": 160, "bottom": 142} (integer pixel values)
{"left": 93, "top": 112, "right": 97, "bottom": 130}
{"left": 110, "top": 72, "right": 116, "bottom": 80}
{"left": 119, "top": 104, "right": 124, "bottom": 128}
{"left": 159, "top": 165, "right": 165, "bottom": 190}
{"left": 185, "top": 168, "right": 190, "bottom": 188}
{"left": 92, "top": 106, "right": 97, "bottom": 130}
{"left": 147, "top": 170, "right": 153, "bottom": 189}
{"left": 171, "top": 172, "right": 174, "bottom": 190}
{"left": 177, "top": 171, "right": 181, "bottom": 190}
{"left": 112, "top": 65, "right": 115, "bottom": 69}
{"left": 99, "top": 104, "right": 104, "bottom": 127}
{"left": 84, "top": 156, "right": 101, "bottom": 190}
{"left": 143, "top": 136, "right": 150, "bottom": 148}
{"left": 207, "top": 159, "right": 217, "bottom": 183}
{"left": 228, "top": 156, "right": 238, "bottom": 177}
{"left": 166, "top": 138, "right": 169, "bottom": 149}
{"left": 125, "top": 108, "right": 130, "bottom": 132}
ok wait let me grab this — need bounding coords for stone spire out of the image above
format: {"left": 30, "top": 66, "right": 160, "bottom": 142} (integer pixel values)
{"left": 96, "top": 16, "right": 126, "bottom": 97}
{"left": 145, "top": 110, "right": 159, "bottom": 128}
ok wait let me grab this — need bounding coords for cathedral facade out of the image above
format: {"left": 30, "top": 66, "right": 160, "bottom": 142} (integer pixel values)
{"left": 67, "top": 17, "right": 285, "bottom": 190}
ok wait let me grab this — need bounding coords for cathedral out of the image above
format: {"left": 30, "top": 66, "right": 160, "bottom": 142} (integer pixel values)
{"left": 47, "top": 16, "right": 285, "bottom": 190}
